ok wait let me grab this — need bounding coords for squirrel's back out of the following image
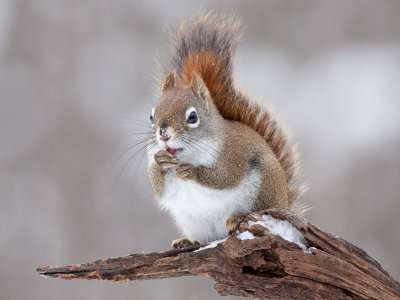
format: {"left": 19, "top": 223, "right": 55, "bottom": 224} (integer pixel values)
{"left": 157, "top": 12, "right": 304, "bottom": 206}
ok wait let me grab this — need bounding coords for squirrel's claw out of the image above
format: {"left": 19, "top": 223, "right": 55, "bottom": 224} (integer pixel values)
{"left": 171, "top": 238, "right": 199, "bottom": 249}
{"left": 176, "top": 163, "right": 195, "bottom": 181}
{"left": 154, "top": 150, "right": 179, "bottom": 169}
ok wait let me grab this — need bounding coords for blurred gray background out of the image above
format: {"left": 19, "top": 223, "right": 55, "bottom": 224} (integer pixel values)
{"left": 1, "top": 0, "right": 399, "bottom": 299}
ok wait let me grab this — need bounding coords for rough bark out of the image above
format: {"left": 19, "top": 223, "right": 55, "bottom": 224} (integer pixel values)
{"left": 37, "top": 208, "right": 400, "bottom": 299}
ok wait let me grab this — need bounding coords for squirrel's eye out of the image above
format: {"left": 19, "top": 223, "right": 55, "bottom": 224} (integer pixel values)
{"left": 185, "top": 107, "right": 199, "bottom": 128}
{"left": 150, "top": 114, "right": 154, "bottom": 123}
{"left": 187, "top": 111, "right": 198, "bottom": 124}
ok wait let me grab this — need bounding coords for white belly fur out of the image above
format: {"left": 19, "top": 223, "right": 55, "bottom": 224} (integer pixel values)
{"left": 159, "top": 170, "right": 261, "bottom": 243}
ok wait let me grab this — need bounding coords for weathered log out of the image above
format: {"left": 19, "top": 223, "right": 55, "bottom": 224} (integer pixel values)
{"left": 37, "top": 208, "right": 400, "bottom": 299}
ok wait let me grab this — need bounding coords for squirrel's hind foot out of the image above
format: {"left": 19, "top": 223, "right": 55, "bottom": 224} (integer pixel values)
{"left": 226, "top": 215, "right": 247, "bottom": 235}
{"left": 171, "top": 238, "right": 199, "bottom": 249}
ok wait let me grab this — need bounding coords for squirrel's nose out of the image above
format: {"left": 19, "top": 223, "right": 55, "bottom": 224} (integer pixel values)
{"left": 159, "top": 126, "right": 170, "bottom": 141}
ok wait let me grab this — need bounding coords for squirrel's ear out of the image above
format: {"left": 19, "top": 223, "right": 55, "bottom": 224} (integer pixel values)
{"left": 162, "top": 71, "right": 176, "bottom": 92}
{"left": 190, "top": 73, "right": 210, "bottom": 110}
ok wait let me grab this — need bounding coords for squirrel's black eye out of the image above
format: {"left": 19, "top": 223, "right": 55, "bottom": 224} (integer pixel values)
{"left": 187, "top": 111, "right": 198, "bottom": 124}
{"left": 150, "top": 114, "right": 154, "bottom": 123}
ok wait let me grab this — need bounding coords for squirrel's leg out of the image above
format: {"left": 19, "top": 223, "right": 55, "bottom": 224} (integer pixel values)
{"left": 171, "top": 238, "right": 200, "bottom": 249}
{"left": 252, "top": 169, "right": 290, "bottom": 211}
{"left": 148, "top": 150, "right": 179, "bottom": 199}
{"left": 225, "top": 215, "right": 247, "bottom": 235}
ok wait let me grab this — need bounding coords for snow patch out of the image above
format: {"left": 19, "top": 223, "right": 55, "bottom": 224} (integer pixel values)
{"left": 194, "top": 237, "right": 228, "bottom": 252}
{"left": 193, "top": 215, "right": 310, "bottom": 253}
{"left": 237, "top": 230, "right": 255, "bottom": 240}
{"left": 248, "top": 215, "right": 309, "bottom": 251}
{"left": 307, "top": 246, "right": 318, "bottom": 254}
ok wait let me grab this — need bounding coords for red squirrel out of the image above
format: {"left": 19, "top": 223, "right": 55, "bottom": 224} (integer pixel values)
{"left": 146, "top": 13, "right": 304, "bottom": 248}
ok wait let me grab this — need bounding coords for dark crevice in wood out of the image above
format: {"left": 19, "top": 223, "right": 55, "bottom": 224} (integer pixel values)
{"left": 242, "top": 266, "right": 286, "bottom": 278}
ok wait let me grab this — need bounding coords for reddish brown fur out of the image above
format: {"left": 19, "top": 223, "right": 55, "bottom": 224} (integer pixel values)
{"left": 158, "top": 13, "right": 304, "bottom": 206}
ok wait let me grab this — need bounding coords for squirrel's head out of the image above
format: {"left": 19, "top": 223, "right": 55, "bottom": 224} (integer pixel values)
{"left": 150, "top": 71, "right": 222, "bottom": 164}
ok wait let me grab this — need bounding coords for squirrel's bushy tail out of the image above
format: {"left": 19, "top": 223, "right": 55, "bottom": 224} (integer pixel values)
{"left": 158, "top": 12, "right": 304, "bottom": 206}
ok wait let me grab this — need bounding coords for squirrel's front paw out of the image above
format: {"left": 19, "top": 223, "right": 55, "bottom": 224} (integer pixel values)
{"left": 172, "top": 238, "right": 200, "bottom": 249}
{"left": 154, "top": 150, "right": 179, "bottom": 169}
{"left": 176, "top": 163, "right": 196, "bottom": 181}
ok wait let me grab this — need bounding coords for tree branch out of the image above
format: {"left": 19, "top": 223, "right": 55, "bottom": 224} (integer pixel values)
{"left": 37, "top": 208, "right": 400, "bottom": 299}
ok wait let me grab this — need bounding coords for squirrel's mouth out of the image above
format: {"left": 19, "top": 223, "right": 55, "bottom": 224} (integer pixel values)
{"left": 166, "top": 147, "right": 183, "bottom": 155}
